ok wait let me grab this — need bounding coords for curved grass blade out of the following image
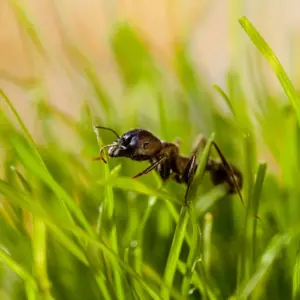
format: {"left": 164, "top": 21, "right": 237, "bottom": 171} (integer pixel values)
{"left": 212, "top": 84, "right": 236, "bottom": 117}
{"left": 239, "top": 17, "right": 300, "bottom": 124}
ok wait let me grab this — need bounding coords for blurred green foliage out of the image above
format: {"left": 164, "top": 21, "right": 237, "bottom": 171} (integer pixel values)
{"left": 0, "top": 11, "right": 300, "bottom": 300}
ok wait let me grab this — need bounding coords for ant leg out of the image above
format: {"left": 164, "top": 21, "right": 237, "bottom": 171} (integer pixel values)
{"left": 132, "top": 157, "right": 167, "bottom": 179}
{"left": 212, "top": 142, "right": 244, "bottom": 206}
{"left": 184, "top": 135, "right": 206, "bottom": 204}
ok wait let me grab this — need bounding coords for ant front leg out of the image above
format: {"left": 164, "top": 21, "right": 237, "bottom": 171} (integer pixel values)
{"left": 132, "top": 157, "right": 167, "bottom": 179}
{"left": 183, "top": 135, "right": 206, "bottom": 205}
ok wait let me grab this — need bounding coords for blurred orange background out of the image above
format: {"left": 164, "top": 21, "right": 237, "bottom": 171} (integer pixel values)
{"left": 1, "top": 0, "right": 300, "bottom": 126}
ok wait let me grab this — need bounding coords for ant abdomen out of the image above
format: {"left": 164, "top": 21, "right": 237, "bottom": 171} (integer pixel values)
{"left": 206, "top": 159, "right": 243, "bottom": 194}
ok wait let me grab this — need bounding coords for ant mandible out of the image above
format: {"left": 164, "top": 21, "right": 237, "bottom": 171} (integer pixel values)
{"left": 93, "top": 126, "right": 243, "bottom": 205}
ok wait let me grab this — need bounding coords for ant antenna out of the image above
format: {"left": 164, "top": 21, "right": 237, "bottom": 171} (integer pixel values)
{"left": 92, "top": 143, "right": 118, "bottom": 164}
{"left": 212, "top": 142, "right": 244, "bottom": 206}
{"left": 94, "top": 126, "right": 120, "bottom": 139}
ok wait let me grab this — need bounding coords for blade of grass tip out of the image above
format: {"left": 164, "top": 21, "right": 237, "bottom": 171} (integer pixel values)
{"left": 94, "top": 127, "right": 125, "bottom": 300}
{"left": 203, "top": 212, "right": 213, "bottom": 275}
{"left": 0, "top": 247, "right": 38, "bottom": 300}
{"left": 11, "top": 166, "right": 33, "bottom": 193}
{"left": 212, "top": 84, "right": 236, "bottom": 117}
{"left": 239, "top": 17, "right": 300, "bottom": 124}
{"left": 238, "top": 234, "right": 290, "bottom": 299}
{"left": 293, "top": 242, "right": 300, "bottom": 300}
{"left": 32, "top": 218, "right": 52, "bottom": 299}
{"left": 251, "top": 162, "right": 267, "bottom": 272}
{"left": 181, "top": 207, "right": 202, "bottom": 296}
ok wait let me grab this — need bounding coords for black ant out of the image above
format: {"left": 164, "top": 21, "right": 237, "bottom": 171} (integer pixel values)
{"left": 93, "top": 126, "right": 243, "bottom": 205}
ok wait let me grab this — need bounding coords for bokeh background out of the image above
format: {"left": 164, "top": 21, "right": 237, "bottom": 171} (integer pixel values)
{"left": 1, "top": 1, "right": 300, "bottom": 300}
{"left": 1, "top": 0, "right": 300, "bottom": 125}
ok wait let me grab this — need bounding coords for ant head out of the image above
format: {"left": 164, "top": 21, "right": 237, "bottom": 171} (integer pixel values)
{"left": 108, "top": 129, "right": 162, "bottom": 161}
{"left": 94, "top": 126, "right": 162, "bottom": 162}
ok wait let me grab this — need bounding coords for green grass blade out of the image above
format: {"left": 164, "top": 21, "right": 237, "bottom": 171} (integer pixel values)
{"left": 161, "top": 206, "right": 190, "bottom": 299}
{"left": 203, "top": 212, "right": 213, "bottom": 275}
{"left": 195, "top": 185, "right": 227, "bottom": 217}
{"left": 161, "top": 133, "right": 216, "bottom": 299}
{"left": 293, "top": 243, "right": 300, "bottom": 300}
{"left": 238, "top": 132, "right": 257, "bottom": 288}
{"left": 98, "top": 176, "right": 181, "bottom": 205}
{"left": 0, "top": 90, "right": 45, "bottom": 168}
{"left": 94, "top": 128, "right": 125, "bottom": 300}
{"left": 212, "top": 84, "right": 236, "bottom": 116}
{"left": 181, "top": 209, "right": 201, "bottom": 296}
{"left": 0, "top": 248, "right": 37, "bottom": 300}
{"left": 11, "top": 138, "right": 93, "bottom": 234}
{"left": 239, "top": 234, "right": 290, "bottom": 298}
{"left": 251, "top": 162, "right": 267, "bottom": 271}
{"left": 239, "top": 17, "right": 300, "bottom": 123}
{"left": 32, "top": 218, "right": 52, "bottom": 299}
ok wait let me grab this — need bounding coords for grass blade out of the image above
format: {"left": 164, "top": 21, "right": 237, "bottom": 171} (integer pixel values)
{"left": 212, "top": 84, "right": 236, "bottom": 116}
{"left": 0, "top": 248, "right": 37, "bottom": 300}
{"left": 239, "top": 234, "right": 290, "bottom": 298}
{"left": 161, "top": 133, "right": 216, "bottom": 299}
{"left": 293, "top": 243, "right": 300, "bottom": 300}
{"left": 181, "top": 209, "right": 201, "bottom": 296}
{"left": 94, "top": 128, "right": 125, "bottom": 300}
{"left": 161, "top": 206, "right": 190, "bottom": 299}
{"left": 239, "top": 17, "right": 300, "bottom": 124}
{"left": 251, "top": 162, "right": 267, "bottom": 270}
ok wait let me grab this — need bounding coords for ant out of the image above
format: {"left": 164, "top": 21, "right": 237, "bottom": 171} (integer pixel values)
{"left": 93, "top": 126, "right": 243, "bottom": 205}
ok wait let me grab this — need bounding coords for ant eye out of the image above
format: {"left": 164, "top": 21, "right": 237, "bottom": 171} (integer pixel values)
{"left": 122, "top": 136, "right": 131, "bottom": 146}
{"left": 143, "top": 142, "right": 150, "bottom": 149}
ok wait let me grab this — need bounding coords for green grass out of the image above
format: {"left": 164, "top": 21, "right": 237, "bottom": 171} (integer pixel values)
{"left": 0, "top": 10, "right": 300, "bottom": 300}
